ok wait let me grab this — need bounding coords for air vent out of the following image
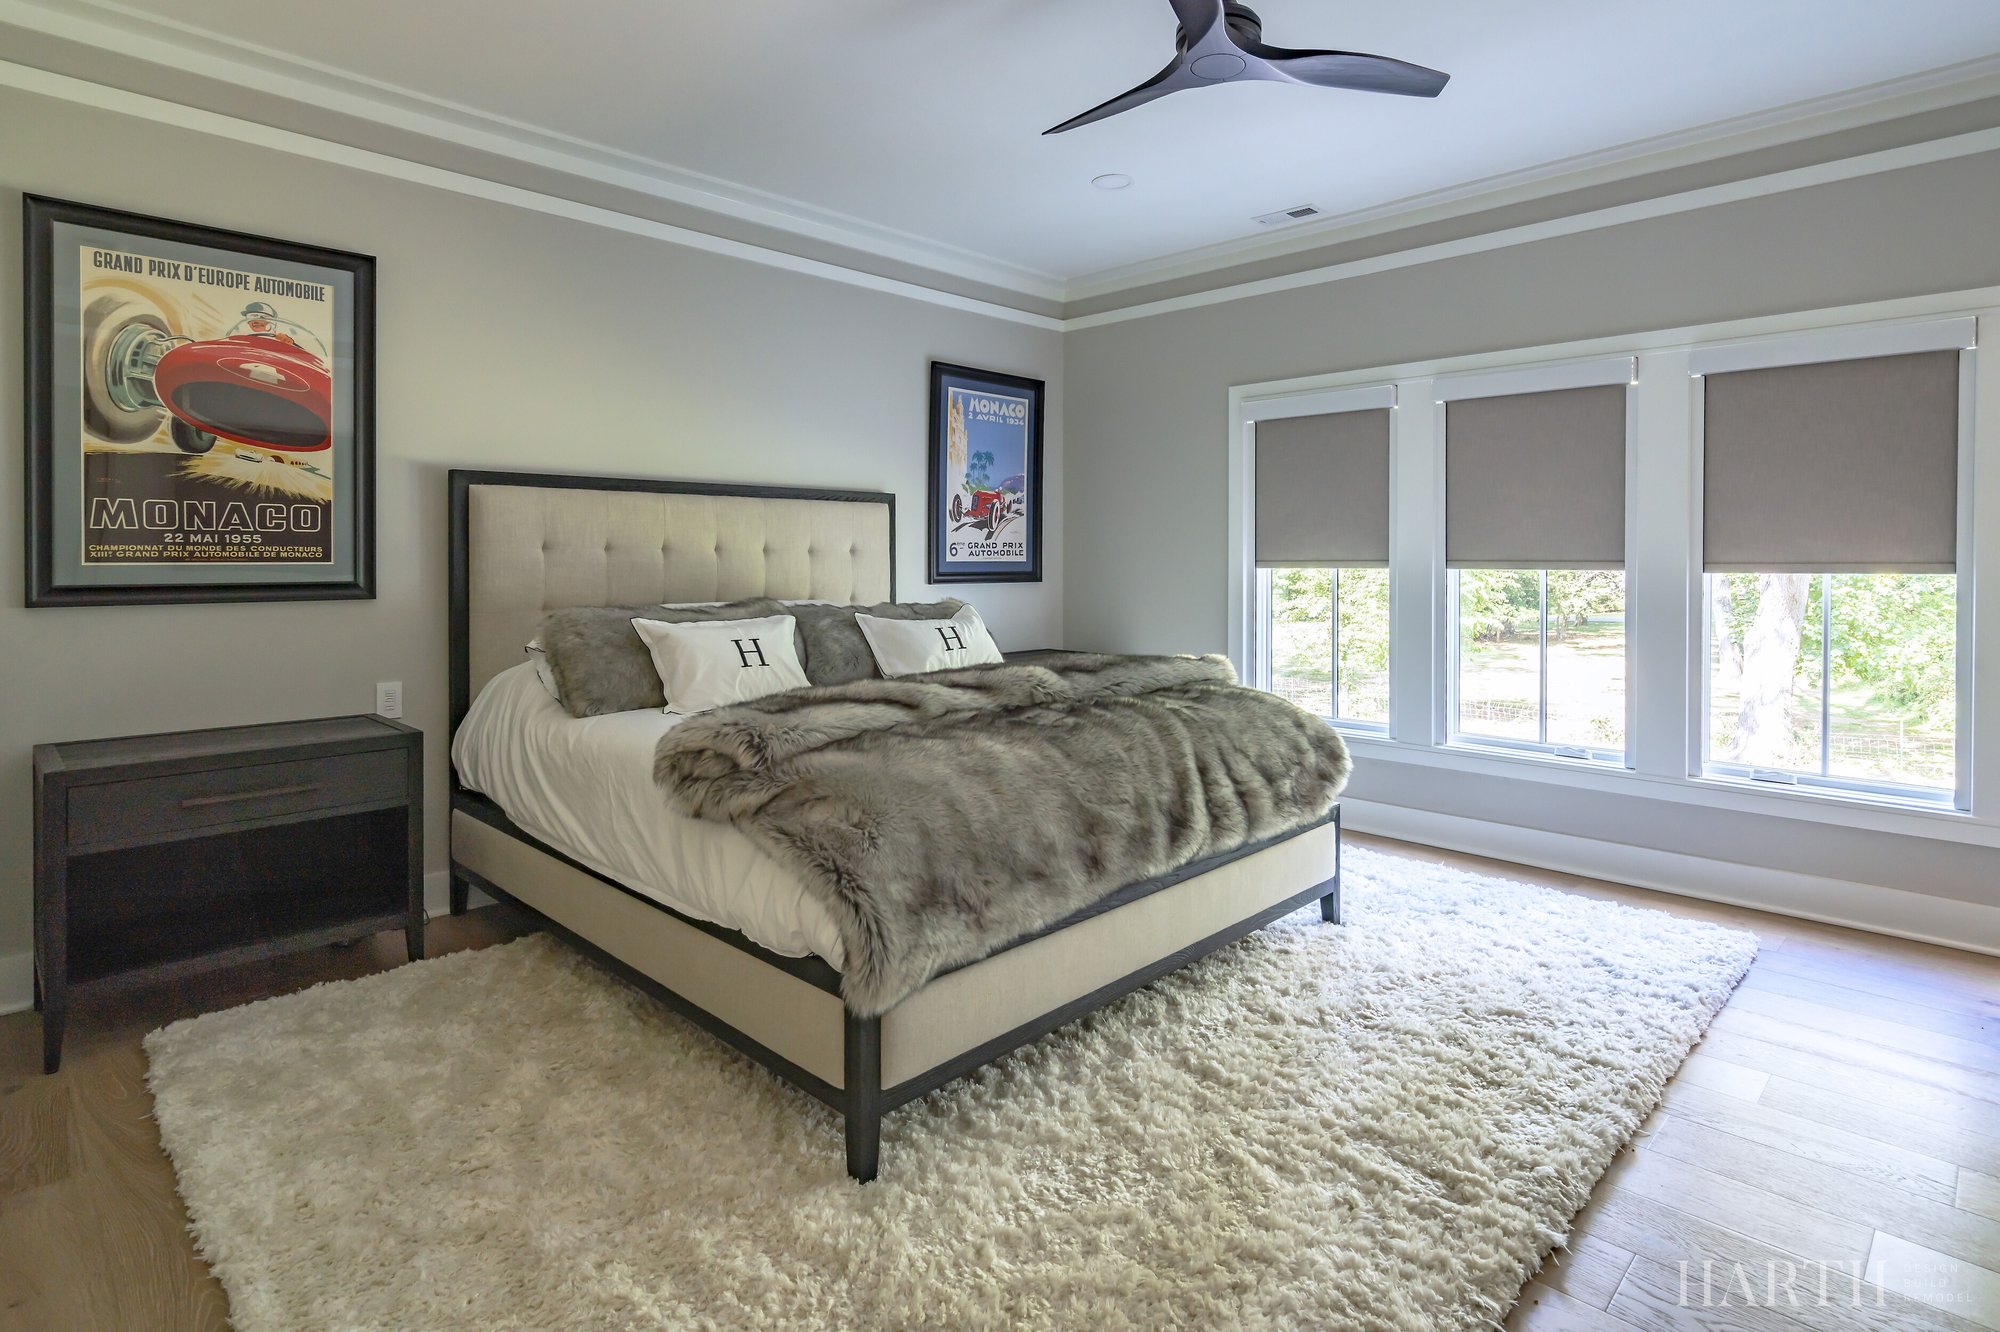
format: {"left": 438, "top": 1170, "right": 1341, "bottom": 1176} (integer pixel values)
{"left": 1252, "top": 204, "right": 1322, "bottom": 228}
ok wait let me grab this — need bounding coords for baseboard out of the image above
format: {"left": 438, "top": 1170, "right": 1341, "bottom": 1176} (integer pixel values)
{"left": 1342, "top": 798, "right": 2000, "bottom": 957}
{"left": 0, "top": 872, "right": 503, "bottom": 1016}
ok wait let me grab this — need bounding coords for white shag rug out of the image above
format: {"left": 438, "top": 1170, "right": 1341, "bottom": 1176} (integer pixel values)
{"left": 146, "top": 846, "right": 1755, "bottom": 1331}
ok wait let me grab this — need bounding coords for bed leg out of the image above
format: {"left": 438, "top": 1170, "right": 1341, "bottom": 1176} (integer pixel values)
{"left": 449, "top": 869, "right": 470, "bottom": 917}
{"left": 1319, "top": 882, "right": 1341, "bottom": 923}
{"left": 844, "top": 1011, "right": 883, "bottom": 1184}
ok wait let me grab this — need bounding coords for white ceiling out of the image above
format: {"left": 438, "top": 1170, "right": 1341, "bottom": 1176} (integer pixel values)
{"left": 20, "top": 0, "right": 2000, "bottom": 294}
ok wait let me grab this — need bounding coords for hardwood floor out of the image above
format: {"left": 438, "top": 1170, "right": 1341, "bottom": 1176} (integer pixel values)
{"left": 1, "top": 837, "right": 1995, "bottom": 1331}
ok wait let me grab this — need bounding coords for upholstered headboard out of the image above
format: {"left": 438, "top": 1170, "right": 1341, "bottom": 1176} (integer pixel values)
{"left": 448, "top": 470, "right": 896, "bottom": 733}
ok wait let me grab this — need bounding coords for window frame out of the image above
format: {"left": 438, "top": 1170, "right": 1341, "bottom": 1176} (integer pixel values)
{"left": 1685, "top": 325, "right": 1976, "bottom": 813}
{"left": 1233, "top": 382, "right": 1400, "bottom": 738}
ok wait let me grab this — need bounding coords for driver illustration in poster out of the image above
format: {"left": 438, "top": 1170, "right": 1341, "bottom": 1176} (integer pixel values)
{"left": 77, "top": 247, "right": 336, "bottom": 566}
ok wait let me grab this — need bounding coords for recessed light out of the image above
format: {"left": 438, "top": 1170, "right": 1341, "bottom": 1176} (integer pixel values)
{"left": 1091, "top": 173, "right": 1133, "bottom": 191}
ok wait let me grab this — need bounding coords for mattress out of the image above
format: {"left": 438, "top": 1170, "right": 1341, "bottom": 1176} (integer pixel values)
{"left": 450, "top": 662, "right": 847, "bottom": 966}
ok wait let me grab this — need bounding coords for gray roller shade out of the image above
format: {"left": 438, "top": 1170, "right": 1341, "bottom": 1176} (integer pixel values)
{"left": 1445, "top": 384, "right": 1626, "bottom": 569}
{"left": 1703, "top": 350, "right": 1960, "bottom": 574}
{"left": 1254, "top": 409, "right": 1390, "bottom": 568}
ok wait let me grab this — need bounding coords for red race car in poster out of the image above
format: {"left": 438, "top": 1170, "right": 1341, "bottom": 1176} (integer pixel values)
{"left": 948, "top": 487, "right": 1013, "bottom": 534}
{"left": 87, "top": 298, "right": 333, "bottom": 456}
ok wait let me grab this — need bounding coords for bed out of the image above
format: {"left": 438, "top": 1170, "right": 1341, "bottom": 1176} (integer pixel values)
{"left": 447, "top": 469, "right": 1343, "bottom": 1181}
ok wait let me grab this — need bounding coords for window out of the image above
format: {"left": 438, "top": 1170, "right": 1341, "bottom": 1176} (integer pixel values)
{"left": 1698, "top": 346, "right": 1964, "bottom": 804}
{"left": 1253, "top": 402, "right": 1392, "bottom": 728}
{"left": 1442, "top": 377, "right": 1630, "bottom": 763}
{"left": 1265, "top": 566, "right": 1390, "bottom": 724}
{"left": 1454, "top": 569, "right": 1626, "bottom": 758}
{"left": 1705, "top": 573, "right": 1956, "bottom": 796}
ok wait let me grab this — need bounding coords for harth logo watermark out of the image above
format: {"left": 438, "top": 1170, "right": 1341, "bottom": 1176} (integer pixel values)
{"left": 1679, "top": 1260, "right": 1882, "bottom": 1309}
{"left": 1677, "top": 1256, "right": 1973, "bottom": 1316}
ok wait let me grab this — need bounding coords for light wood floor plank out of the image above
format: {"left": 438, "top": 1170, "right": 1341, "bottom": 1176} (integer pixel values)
{"left": 1706, "top": 1008, "right": 2000, "bottom": 1104}
{"left": 1963, "top": 1174, "right": 2000, "bottom": 1224}
{"left": 1674, "top": 1054, "right": 1770, "bottom": 1102}
{"left": 1755, "top": 1077, "right": 2000, "bottom": 1178}
{"left": 1696, "top": 1030, "right": 2000, "bottom": 1137}
{"left": 1641, "top": 1115, "right": 2000, "bottom": 1274}
{"left": 1509, "top": 1281, "right": 1647, "bottom": 1331}
{"left": 1537, "top": 1234, "right": 1640, "bottom": 1310}
{"left": 1725, "top": 986, "right": 2000, "bottom": 1078}
{"left": 1610, "top": 1254, "right": 1815, "bottom": 1331}
{"left": 1594, "top": 1143, "right": 1875, "bottom": 1266}
{"left": 1657, "top": 1081, "right": 1962, "bottom": 1203}
{"left": 1739, "top": 964, "right": 2000, "bottom": 1046}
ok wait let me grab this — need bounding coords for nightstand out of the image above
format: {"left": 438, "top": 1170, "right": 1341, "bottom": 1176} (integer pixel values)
{"left": 33, "top": 715, "right": 423, "bottom": 1074}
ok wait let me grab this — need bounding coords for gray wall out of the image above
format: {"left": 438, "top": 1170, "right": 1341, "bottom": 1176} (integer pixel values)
{"left": 1064, "top": 149, "right": 2000, "bottom": 907}
{"left": 0, "top": 84, "right": 1063, "bottom": 959}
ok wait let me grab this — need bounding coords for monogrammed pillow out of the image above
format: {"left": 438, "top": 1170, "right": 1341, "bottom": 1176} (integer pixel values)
{"left": 630, "top": 614, "right": 811, "bottom": 715}
{"left": 855, "top": 604, "right": 1003, "bottom": 677}
{"left": 784, "top": 599, "right": 964, "bottom": 686}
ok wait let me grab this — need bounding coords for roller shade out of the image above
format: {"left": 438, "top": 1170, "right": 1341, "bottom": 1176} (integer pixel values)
{"left": 1445, "top": 384, "right": 1626, "bottom": 569}
{"left": 1702, "top": 350, "right": 1960, "bottom": 574}
{"left": 1254, "top": 409, "right": 1390, "bottom": 568}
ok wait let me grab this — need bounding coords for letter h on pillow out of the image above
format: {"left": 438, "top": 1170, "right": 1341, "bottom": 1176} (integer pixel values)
{"left": 855, "top": 604, "right": 1003, "bottom": 677}
{"left": 630, "top": 614, "right": 811, "bottom": 714}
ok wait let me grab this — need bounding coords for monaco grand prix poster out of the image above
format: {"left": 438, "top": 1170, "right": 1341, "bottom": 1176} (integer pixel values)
{"left": 26, "top": 196, "right": 375, "bottom": 605}
{"left": 926, "top": 362, "right": 1044, "bottom": 584}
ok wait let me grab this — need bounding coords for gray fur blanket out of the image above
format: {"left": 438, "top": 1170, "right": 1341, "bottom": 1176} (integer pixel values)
{"left": 653, "top": 652, "right": 1351, "bottom": 1015}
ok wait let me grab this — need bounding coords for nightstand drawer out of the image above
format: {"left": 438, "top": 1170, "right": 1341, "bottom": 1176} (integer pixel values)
{"left": 67, "top": 750, "right": 406, "bottom": 850}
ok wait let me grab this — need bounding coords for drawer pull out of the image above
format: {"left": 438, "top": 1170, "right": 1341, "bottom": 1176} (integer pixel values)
{"left": 178, "top": 783, "right": 323, "bottom": 809}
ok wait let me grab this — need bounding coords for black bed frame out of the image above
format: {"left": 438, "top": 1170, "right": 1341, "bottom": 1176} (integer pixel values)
{"left": 446, "top": 468, "right": 1341, "bottom": 1181}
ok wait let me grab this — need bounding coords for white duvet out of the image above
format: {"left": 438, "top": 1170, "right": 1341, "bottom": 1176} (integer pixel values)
{"left": 450, "top": 662, "right": 847, "bottom": 966}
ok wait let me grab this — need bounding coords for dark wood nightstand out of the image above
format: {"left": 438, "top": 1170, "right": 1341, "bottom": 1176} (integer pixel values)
{"left": 33, "top": 715, "right": 424, "bottom": 1074}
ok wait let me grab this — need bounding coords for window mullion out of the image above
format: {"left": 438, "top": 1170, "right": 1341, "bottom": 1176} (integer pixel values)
{"left": 1820, "top": 574, "right": 1833, "bottom": 778}
{"left": 1329, "top": 567, "right": 1341, "bottom": 721}
{"left": 1538, "top": 570, "right": 1550, "bottom": 746}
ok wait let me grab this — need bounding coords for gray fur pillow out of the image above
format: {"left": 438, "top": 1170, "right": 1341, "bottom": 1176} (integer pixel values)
{"left": 539, "top": 598, "right": 784, "bottom": 717}
{"left": 787, "top": 600, "right": 965, "bottom": 686}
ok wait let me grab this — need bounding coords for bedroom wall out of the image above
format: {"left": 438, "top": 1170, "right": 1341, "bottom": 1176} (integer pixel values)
{"left": 0, "top": 81, "right": 1064, "bottom": 973}
{"left": 1064, "top": 147, "right": 2000, "bottom": 938}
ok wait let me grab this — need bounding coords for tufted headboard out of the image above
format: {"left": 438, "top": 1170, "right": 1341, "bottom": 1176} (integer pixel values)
{"left": 448, "top": 470, "right": 895, "bottom": 735}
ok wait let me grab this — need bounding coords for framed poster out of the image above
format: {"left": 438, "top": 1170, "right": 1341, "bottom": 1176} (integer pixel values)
{"left": 24, "top": 195, "right": 375, "bottom": 606}
{"left": 927, "top": 361, "right": 1044, "bottom": 584}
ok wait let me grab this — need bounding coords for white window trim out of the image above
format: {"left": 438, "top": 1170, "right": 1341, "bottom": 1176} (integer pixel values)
{"left": 1685, "top": 321, "right": 1976, "bottom": 811}
{"left": 1225, "top": 287, "right": 2000, "bottom": 847}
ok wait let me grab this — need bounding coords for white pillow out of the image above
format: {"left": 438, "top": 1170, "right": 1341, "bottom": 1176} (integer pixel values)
{"left": 630, "top": 614, "right": 810, "bottom": 715}
{"left": 525, "top": 637, "right": 563, "bottom": 705}
{"left": 856, "top": 605, "right": 1003, "bottom": 677}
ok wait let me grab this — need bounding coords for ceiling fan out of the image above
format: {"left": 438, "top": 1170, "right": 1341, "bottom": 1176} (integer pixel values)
{"left": 1046, "top": 0, "right": 1448, "bottom": 135}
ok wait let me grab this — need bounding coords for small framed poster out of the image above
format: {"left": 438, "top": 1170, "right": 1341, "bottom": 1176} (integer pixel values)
{"left": 24, "top": 195, "right": 376, "bottom": 606}
{"left": 927, "top": 361, "right": 1044, "bottom": 584}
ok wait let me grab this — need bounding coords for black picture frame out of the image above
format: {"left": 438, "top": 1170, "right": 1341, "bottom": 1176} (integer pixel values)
{"left": 24, "top": 195, "right": 376, "bottom": 607}
{"left": 926, "top": 361, "right": 1044, "bottom": 584}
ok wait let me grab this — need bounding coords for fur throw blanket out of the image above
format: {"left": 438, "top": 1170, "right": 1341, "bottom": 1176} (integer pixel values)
{"left": 654, "top": 652, "right": 1351, "bottom": 1015}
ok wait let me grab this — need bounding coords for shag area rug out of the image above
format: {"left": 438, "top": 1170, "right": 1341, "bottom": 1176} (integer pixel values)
{"left": 146, "top": 847, "right": 1755, "bottom": 1331}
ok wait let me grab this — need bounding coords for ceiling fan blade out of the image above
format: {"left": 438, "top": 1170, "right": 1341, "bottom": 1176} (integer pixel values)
{"left": 1167, "top": 0, "right": 1225, "bottom": 42}
{"left": 1255, "top": 47, "right": 1450, "bottom": 98}
{"left": 1044, "top": 58, "right": 1194, "bottom": 135}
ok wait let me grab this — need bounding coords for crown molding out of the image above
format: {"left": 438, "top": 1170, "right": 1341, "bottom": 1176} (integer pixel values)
{"left": 0, "top": 0, "right": 1071, "bottom": 303}
{"left": 1063, "top": 124, "right": 2000, "bottom": 332}
{"left": 0, "top": 60, "right": 1067, "bottom": 331}
{"left": 1064, "top": 54, "right": 2000, "bottom": 303}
